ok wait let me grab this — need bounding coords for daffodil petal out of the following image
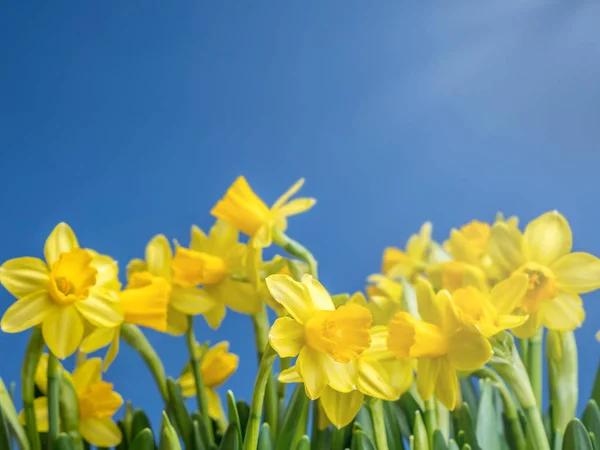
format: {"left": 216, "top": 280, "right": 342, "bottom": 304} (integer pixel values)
{"left": 302, "top": 274, "right": 335, "bottom": 311}
{"left": 190, "top": 225, "right": 209, "bottom": 252}
{"left": 252, "top": 224, "right": 272, "bottom": 248}
{"left": 0, "top": 257, "right": 49, "bottom": 298}
{"left": 207, "top": 220, "right": 240, "bottom": 256}
{"left": 80, "top": 417, "right": 122, "bottom": 447}
{"left": 495, "top": 314, "right": 528, "bottom": 330}
{"left": 30, "top": 397, "right": 49, "bottom": 432}
{"left": 278, "top": 366, "right": 302, "bottom": 383}
{"left": 206, "top": 388, "right": 225, "bottom": 421}
{"left": 447, "top": 329, "right": 492, "bottom": 372}
{"left": 357, "top": 357, "right": 399, "bottom": 400}
{"left": 44, "top": 223, "right": 79, "bottom": 267}
{"left": 166, "top": 306, "right": 189, "bottom": 335}
{"left": 488, "top": 223, "right": 526, "bottom": 273}
{"left": 435, "top": 359, "right": 458, "bottom": 410}
{"left": 126, "top": 259, "right": 147, "bottom": 280}
{"left": 416, "top": 278, "right": 441, "bottom": 327}
{"left": 75, "top": 293, "right": 123, "bottom": 328}
{"left": 170, "top": 286, "right": 217, "bottom": 315}
{"left": 416, "top": 358, "right": 440, "bottom": 401}
{"left": 179, "top": 372, "right": 196, "bottom": 397}
{"left": 272, "top": 178, "right": 305, "bottom": 210}
{"left": 540, "top": 292, "right": 585, "bottom": 332}
{"left": 90, "top": 254, "right": 121, "bottom": 290}
{"left": 265, "top": 274, "right": 312, "bottom": 324}
{"left": 72, "top": 358, "right": 102, "bottom": 392}
{"left": 269, "top": 317, "right": 305, "bottom": 357}
{"left": 1, "top": 290, "right": 53, "bottom": 333}
{"left": 277, "top": 198, "right": 316, "bottom": 217}
{"left": 297, "top": 346, "right": 328, "bottom": 400}
{"left": 145, "top": 235, "right": 172, "bottom": 280}
{"left": 217, "top": 279, "right": 262, "bottom": 315}
{"left": 80, "top": 327, "right": 116, "bottom": 353}
{"left": 525, "top": 211, "right": 572, "bottom": 266}
{"left": 552, "top": 252, "right": 600, "bottom": 294}
{"left": 42, "top": 305, "right": 84, "bottom": 359}
{"left": 103, "top": 332, "right": 120, "bottom": 372}
{"left": 511, "top": 313, "right": 542, "bottom": 339}
{"left": 323, "top": 356, "right": 356, "bottom": 393}
{"left": 320, "top": 386, "right": 364, "bottom": 429}
{"left": 490, "top": 274, "right": 529, "bottom": 315}
{"left": 202, "top": 302, "right": 227, "bottom": 330}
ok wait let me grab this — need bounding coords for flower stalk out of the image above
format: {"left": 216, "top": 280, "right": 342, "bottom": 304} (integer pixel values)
{"left": 58, "top": 375, "right": 83, "bottom": 450}
{"left": 46, "top": 351, "right": 61, "bottom": 447}
{"left": 272, "top": 229, "right": 318, "bottom": 278}
{"left": 527, "top": 327, "right": 544, "bottom": 411}
{"left": 186, "top": 316, "right": 215, "bottom": 446}
{"left": 366, "top": 397, "right": 388, "bottom": 450}
{"left": 22, "top": 328, "right": 43, "bottom": 450}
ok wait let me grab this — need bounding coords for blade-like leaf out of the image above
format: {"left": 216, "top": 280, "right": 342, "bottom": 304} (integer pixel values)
{"left": 0, "top": 378, "right": 29, "bottom": 450}
{"left": 458, "top": 403, "right": 480, "bottom": 450}
{"left": 296, "top": 435, "right": 311, "bottom": 450}
{"left": 166, "top": 378, "right": 192, "bottom": 448}
{"left": 130, "top": 429, "right": 155, "bottom": 450}
{"left": 237, "top": 401, "right": 250, "bottom": 439}
{"left": 219, "top": 423, "right": 241, "bottom": 450}
{"left": 476, "top": 380, "right": 500, "bottom": 450}
{"left": 54, "top": 433, "right": 75, "bottom": 450}
{"left": 159, "top": 411, "right": 181, "bottom": 450}
{"left": 413, "top": 411, "right": 429, "bottom": 450}
{"left": 583, "top": 401, "right": 600, "bottom": 447}
{"left": 433, "top": 430, "right": 448, "bottom": 450}
{"left": 351, "top": 430, "right": 376, "bottom": 450}
{"left": 258, "top": 423, "right": 274, "bottom": 450}
{"left": 383, "top": 401, "right": 405, "bottom": 449}
{"left": 227, "top": 390, "right": 243, "bottom": 444}
{"left": 131, "top": 409, "right": 153, "bottom": 442}
{"left": 563, "top": 419, "right": 593, "bottom": 450}
{"left": 277, "top": 384, "right": 308, "bottom": 450}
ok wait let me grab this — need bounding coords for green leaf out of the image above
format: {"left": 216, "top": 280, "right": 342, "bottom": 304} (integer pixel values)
{"left": 191, "top": 419, "right": 206, "bottom": 450}
{"left": 413, "top": 411, "right": 429, "bottom": 450}
{"left": 563, "top": 419, "right": 593, "bottom": 450}
{"left": 351, "top": 430, "right": 376, "bottom": 450}
{"left": 476, "top": 380, "right": 500, "bottom": 450}
{"left": 331, "top": 424, "right": 352, "bottom": 450}
{"left": 355, "top": 406, "right": 374, "bottom": 443}
{"left": 277, "top": 384, "right": 309, "bottom": 450}
{"left": 462, "top": 445, "right": 472, "bottom": 450}
{"left": 590, "top": 432, "right": 598, "bottom": 450}
{"left": 130, "top": 429, "right": 155, "bottom": 450}
{"left": 227, "top": 390, "right": 243, "bottom": 444}
{"left": 219, "top": 423, "right": 241, "bottom": 450}
{"left": 433, "top": 430, "right": 448, "bottom": 450}
{"left": 295, "top": 435, "right": 311, "bottom": 450}
{"left": 236, "top": 401, "right": 250, "bottom": 439}
{"left": 383, "top": 401, "right": 405, "bottom": 449}
{"left": 458, "top": 403, "right": 480, "bottom": 450}
{"left": 131, "top": 409, "right": 153, "bottom": 443}
{"left": 0, "top": 406, "right": 11, "bottom": 450}
{"left": 166, "top": 377, "right": 192, "bottom": 448}
{"left": 54, "top": 433, "right": 75, "bottom": 450}
{"left": 448, "top": 439, "right": 460, "bottom": 450}
{"left": 399, "top": 391, "right": 424, "bottom": 433}
{"left": 583, "top": 401, "right": 600, "bottom": 446}
{"left": 459, "top": 378, "right": 479, "bottom": 421}
{"left": 0, "top": 377, "right": 29, "bottom": 450}
{"left": 592, "top": 362, "right": 600, "bottom": 408}
{"left": 117, "top": 421, "right": 129, "bottom": 450}
{"left": 123, "top": 401, "right": 135, "bottom": 443}
{"left": 159, "top": 411, "right": 181, "bottom": 450}
{"left": 258, "top": 423, "right": 274, "bottom": 450}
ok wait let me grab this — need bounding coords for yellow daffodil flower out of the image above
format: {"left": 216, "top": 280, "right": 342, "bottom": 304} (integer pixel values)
{"left": 487, "top": 211, "right": 600, "bottom": 337}
{"left": 179, "top": 341, "right": 239, "bottom": 421}
{"left": 387, "top": 279, "right": 493, "bottom": 409}
{"left": 350, "top": 287, "right": 402, "bottom": 326}
{"left": 278, "top": 324, "right": 414, "bottom": 428}
{"left": 0, "top": 223, "right": 123, "bottom": 359}
{"left": 211, "top": 176, "right": 316, "bottom": 248}
{"left": 24, "top": 355, "right": 123, "bottom": 447}
{"left": 379, "top": 222, "right": 432, "bottom": 282}
{"left": 170, "top": 220, "right": 261, "bottom": 328}
{"left": 258, "top": 255, "right": 302, "bottom": 317}
{"left": 266, "top": 274, "right": 372, "bottom": 400}
{"left": 80, "top": 271, "right": 170, "bottom": 370}
{"left": 127, "top": 234, "right": 218, "bottom": 335}
{"left": 451, "top": 275, "right": 529, "bottom": 337}
{"left": 426, "top": 261, "right": 488, "bottom": 293}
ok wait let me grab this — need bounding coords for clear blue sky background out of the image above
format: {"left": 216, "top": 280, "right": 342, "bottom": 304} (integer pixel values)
{"left": 1, "top": 0, "right": 599, "bottom": 430}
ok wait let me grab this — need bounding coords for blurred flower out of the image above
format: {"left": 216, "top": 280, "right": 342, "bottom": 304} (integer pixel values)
{"left": 0, "top": 223, "right": 123, "bottom": 359}
{"left": 426, "top": 261, "right": 488, "bottom": 293}
{"left": 211, "top": 176, "right": 315, "bottom": 248}
{"left": 387, "top": 279, "right": 492, "bottom": 409}
{"left": 379, "top": 222, "right": 432, "bottom": 282}
{"left": 267, "top": 274, "right": 372, "bottom": 400}
{"left": 80, "top": 271, "right": 170, "bottom": 370}
{"left": 25, "top": 356, "right": 123, "bottom": 447}
{"left": 487, "top": 211, "right": 600, "bottom": 337}
{"left": 170, "top": 220, "right": 261, "bottom": 328}
{"left": 179, "top": 341, "right": 239, "bottom": 421}
{"left": 349, "top": 289, "right": 401, "bottom": 326}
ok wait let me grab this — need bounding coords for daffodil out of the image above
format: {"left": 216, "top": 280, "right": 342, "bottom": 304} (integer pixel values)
{"left": 80, "top": 271, "right": 170, "bottom": 370}
{"left": 179, "top": 341, "right": 239, "bottom": 421}
{"left": 258, "top": 255, "right": 301, "bottom": 317}
{"left": 387, "top": 279, "right": 493, "bottom": 409}
{"left": 127, "top": 234, "right": 217, "bottom": 335}
{"left": 379, "top": 222, "right": 432, "bottom": 282}
{"left": 266, "top": 274, "right": 372, "bottom": 400}
{"left": 487, "top": 211, "right": 600, "bottom": 337}
{"left": 211, "top": 176, "right": 316, "bottom": 248}
{"left": 24, "top": 355, "right": 123, "bottom": 447}
{"left": 0, "top": 223, "right": 123, "bottom": 359}
{"left": 350, "top": 285, "right": 402, "bottom": 326}
{"left": 170, "top": 220, "right": 261, "bottom": 328}
{"left": 278, "top": 321, "right": 413, "bottom": 428}
{"left": 451, "top": 275, "right": 529, "bottom": 337}
{"left": 426, "top": 261, "right": 488, "bottom": 293}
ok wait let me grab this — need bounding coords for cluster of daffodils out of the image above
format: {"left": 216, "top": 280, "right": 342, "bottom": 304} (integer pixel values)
{"left": 0, "top": 176, "right": 598, "bottom": 450}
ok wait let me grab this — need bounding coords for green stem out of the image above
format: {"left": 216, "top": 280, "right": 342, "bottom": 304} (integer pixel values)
{"left": 436, "top": 399, "right": 450, "bottom": 441}
{"left": 59, "top": 375, "right": 83, "bottom": 450}
{"left": 120, "top": 324, "right": 169, "bottom": 403}
{"left": 185, "top": 316, "right": 215, "bottom": 446}
{"left": 527, "top": 328, "right": 544, "bottom": 411}
{"left": 47, "top": 352, "right": 60, "bottom": 446}
{"left": 251, "top": 306, "right": 278, "bottom": 436}
{"left": 243, "top": 345, "right": 277, "bottom": 450}
{"left": 525, "top": 406, "right": 551, "bottom": 450}
{"left": 272, "top": 229, "right": 318, "bottom": 278}
{"left": 367, "top": 398, "right": 388, "bottom": 450}
{"left": 424, "top": 397, "right": 437, "bottom": 447}
{"left": 310, "top": 401, "right": 328, "bottom": 449}
{"left": 277, "top": 357, "right": 291, "bottom": 418}
{"left": 22, "top": 328, "right": 43, "bottom": 450}
{"left": 473, "top": 368, "right": 527, "bottom": 450}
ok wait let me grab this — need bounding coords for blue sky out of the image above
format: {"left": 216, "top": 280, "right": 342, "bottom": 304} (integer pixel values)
{"left": 1, "top": 0, "right": 599, "bottom": 429}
